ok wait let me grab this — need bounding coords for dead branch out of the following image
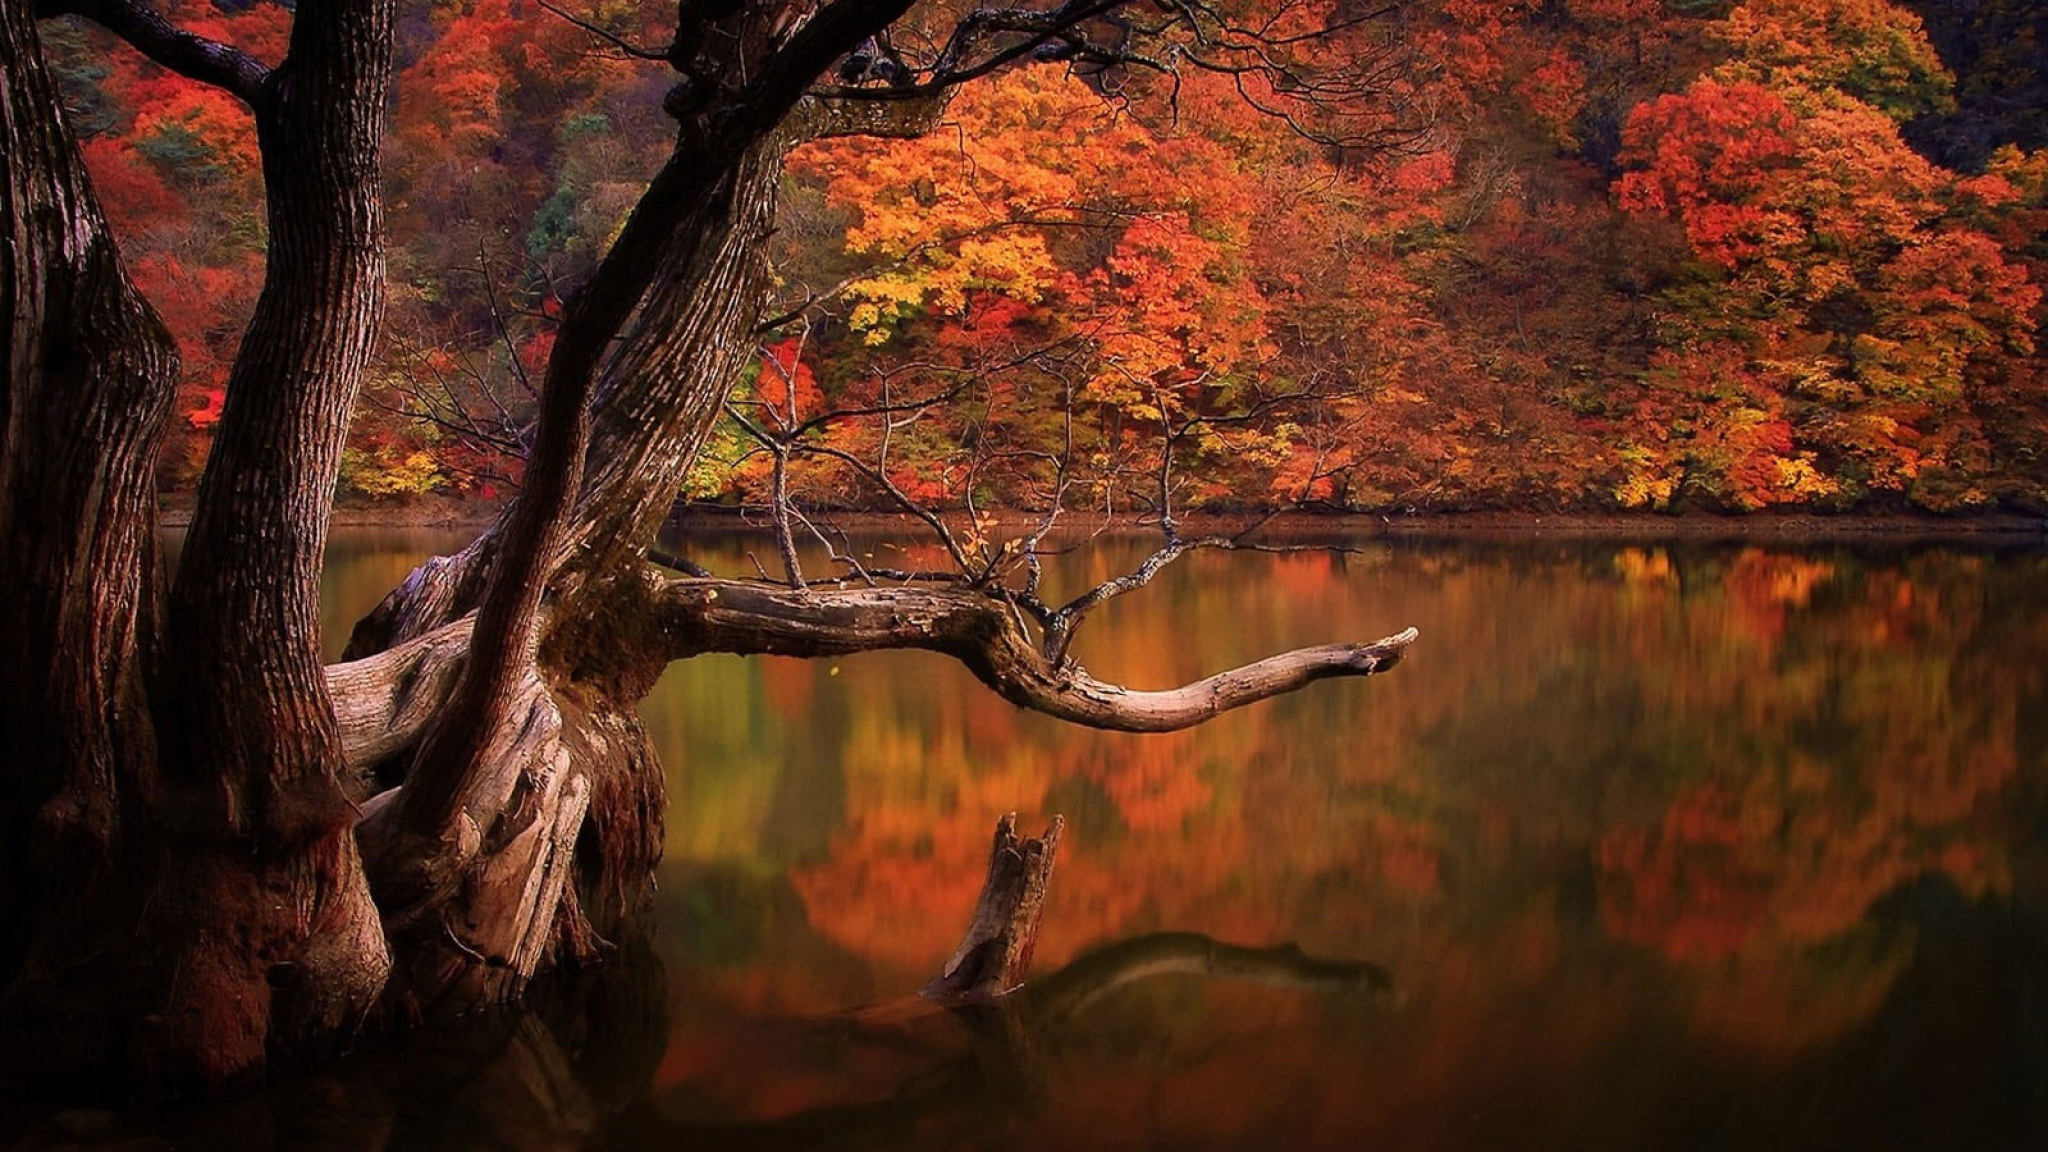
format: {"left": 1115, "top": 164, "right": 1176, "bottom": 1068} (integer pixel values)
{"left": 656, "top": 575, "right": 1417, "bottom": 733}
{"left": 41, "top": 0, "right": 270, "bottom": 105}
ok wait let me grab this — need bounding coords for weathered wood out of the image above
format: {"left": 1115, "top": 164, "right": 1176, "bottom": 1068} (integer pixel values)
{"left": 134, "top": 0, "right": 399, "bottom": 1082}
{"left": 925, "top": 813, "right": 1065, "bottom": 1000}
{"left": 342, "top": 133, "right": 787, "bottom": 658}
{"left": 657, "top": 575, "right": 1418, "bottom": 733}
{"left": 1, "top": 0, "right": 178, "bottom": 981}
{"left": 638, "top": 931, "right": 1393, "bottom": 1149}
{"left": 327, "top": 615, "right": 477, "bottom": 790}
{"left": 325, "top": 569, "right": 1414, "bottom": 795}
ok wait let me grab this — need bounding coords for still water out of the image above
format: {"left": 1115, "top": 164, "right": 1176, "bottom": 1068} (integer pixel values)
{"left": 93, "top": 529, "right": 2048, "bottom": 1147}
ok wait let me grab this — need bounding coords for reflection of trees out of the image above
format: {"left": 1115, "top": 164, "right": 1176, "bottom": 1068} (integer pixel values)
{"left": 2, "top": 943, "right": 673, "bottom": 1151}
{"left": 648, "top": 539, "right": 2048, "bottom": 1056}
{"left": 1590, "top": 548, "right": 2036, "bottom": 1049}
{"left": 76, "top": 536, "right": 2038, "bottom": 1149}
{"left": 624, "top": 933, "right": 1393, "bottom": 1152}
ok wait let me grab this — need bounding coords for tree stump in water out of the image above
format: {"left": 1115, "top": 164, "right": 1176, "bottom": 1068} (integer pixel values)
{"left": 924, "top": 813, "right": 1064, "bottom": 1001}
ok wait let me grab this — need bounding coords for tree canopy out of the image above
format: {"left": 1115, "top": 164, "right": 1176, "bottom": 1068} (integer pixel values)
{"left": 45, "top": 0, "right": 2048, "bottom": 516}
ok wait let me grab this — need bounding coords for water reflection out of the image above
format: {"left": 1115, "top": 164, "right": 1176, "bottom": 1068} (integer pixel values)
{"left": 672, "top": 536, "right": 2047, "bottom": 1146}
{"left": 32, "top": 528, "right": 2047, "bottom": 1149}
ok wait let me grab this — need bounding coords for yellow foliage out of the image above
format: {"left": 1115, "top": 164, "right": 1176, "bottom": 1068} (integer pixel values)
{"left": 341, "top": 447, "right": 447, "bottom": 499}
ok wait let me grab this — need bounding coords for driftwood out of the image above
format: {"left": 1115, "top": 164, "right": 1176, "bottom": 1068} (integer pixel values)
{"left": 925, "top": 813, "right": 1065, "bottom": 1000}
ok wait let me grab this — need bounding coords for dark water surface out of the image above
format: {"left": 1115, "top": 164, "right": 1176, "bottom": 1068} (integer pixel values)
{"left": 36, "top": 529, "right": 2048, "bottom": 1149}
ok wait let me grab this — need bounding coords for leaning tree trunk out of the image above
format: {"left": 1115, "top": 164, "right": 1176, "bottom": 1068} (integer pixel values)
{"left": 11, "top": 0, "right": 934, "bottom": 1086}
{"left": 0, "top": 0, "right": 179, "bottom": 990}
{"left": 333, "top": 0, "right": 939, "bottom": 1016}
{"left": 350, "top": 135, "right": 793, "bottom": 1016}
{"left": 343, "top": 140, "right": 788, "bottom": 659}
{"left": 332, "top": 141, "right": 783, "bottom": 992}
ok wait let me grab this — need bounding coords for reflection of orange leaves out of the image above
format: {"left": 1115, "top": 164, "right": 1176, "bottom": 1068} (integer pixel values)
{"left": 1087, "top": 735, "right": 1214, "bottom": 833}
{"left": 1604, "top": 654, "right": 2017, "bottom": 962}
{"left": 1614, "top": 547, "right": 1677, "bottom": 587}
{"left": 1380, "top": 837, "right": 1442, "bottom": 896}
{"left": 1263, "top": 551, "right": 1340, "bottom": 602}
{"left": 1599, "top": 785, "right": 1774, "bottom": 959}
{"left": 1937, "top": 842, "right": 1999, "bottom": 900}
{"left": 1721, "top": 548, "right": 1837, "bottom": 640}
{"left": 1496, "top": 898, "right": 1565, "bottom": 986}
{"left": 757, "top": 657, "right": 814, "bottom": 722}
{"left": 644, "top": 537, "right": 2035, "bottom": 1082}
{"left": 1748, "top": 552, "right": 1833, "bottom": 608}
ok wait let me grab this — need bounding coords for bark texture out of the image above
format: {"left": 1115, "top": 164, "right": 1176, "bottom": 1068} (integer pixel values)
{"left": 926, "top": 815, "right": 1065, "bottom": 1000}
{"left": 344, "top": 1, "right": 921, "bottom": 1022}
{"left": 655, "top": 577, "right": 1419, "bottom": 731}
{"left": 4, "top": 0, "right": 401, "bottom": 1087}
{"left": 132, "top": 0, "right": 399, "bottom": 1082}
{"left": 342, "top": 137, "right": 788, "bottom": 658}
{"left": 158, "top": 0, "right": 392, "bottom": 841}
{"left": 0, "top": 0, "right": 178, "bottom": 982}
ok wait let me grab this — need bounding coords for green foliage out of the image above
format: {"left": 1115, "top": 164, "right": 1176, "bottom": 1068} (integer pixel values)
{"left": 525, "top": 179, "right": 580, "bottom": 264}
{"left": 135, "top": 115, "right": 230, "bottom": 184}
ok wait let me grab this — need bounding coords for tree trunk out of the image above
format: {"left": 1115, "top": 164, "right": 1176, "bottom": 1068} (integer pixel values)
{"left": 0, "top": 0, "right": 178, "bottom": 986}
{"left": 2, "top": 0, "right": 1422, "bottom": 1094}
{"left": 926, "top": 815, "right": 1065, "bottom": 1001}
{"left": 336, "top": 137, "right": 788, "bottom": 1014}
{"left": 131, "top": 0, "right": 398, "bottom": 1083}
{"left": 343, "top": 139, "right": 787, "bottom": 657}
{"left": 4, "top": 0, "right": 401, "bottom": 1088}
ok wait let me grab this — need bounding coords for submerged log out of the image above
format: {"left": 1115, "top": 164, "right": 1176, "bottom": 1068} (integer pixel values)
{"left": 924, "top": 813, "right": 1065, "bottom": 1001}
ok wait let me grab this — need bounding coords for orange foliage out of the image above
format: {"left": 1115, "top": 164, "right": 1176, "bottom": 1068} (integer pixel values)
{"left": 57, "top": 0, "right": 2048, "bottom": 510}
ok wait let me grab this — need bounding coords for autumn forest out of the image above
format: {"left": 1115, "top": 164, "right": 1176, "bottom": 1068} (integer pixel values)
{"left": 6, "top": 0, "right": 2048, "bottom": 1142}
{"left": 48, "top": 0, "right": 2048, "bottom": 517}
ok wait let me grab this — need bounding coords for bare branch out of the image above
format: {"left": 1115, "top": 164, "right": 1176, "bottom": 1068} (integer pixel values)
{"left": 42, "top": 0, "right": 270, "bottom": 106}
{"left": 535, "top": 0, "right": 668, "bottom": 61}
{"left": 658, "top": 576, "right": 1417, "bottom": 733}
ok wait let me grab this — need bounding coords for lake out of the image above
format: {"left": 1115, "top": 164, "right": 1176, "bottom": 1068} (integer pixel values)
{"left": 101, "top": 527, "right": 2048, "bottom": 1149}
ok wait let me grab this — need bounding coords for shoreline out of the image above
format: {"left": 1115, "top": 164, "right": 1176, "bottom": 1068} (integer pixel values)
{"left": 664, "top": 505, "right": 2048, "bottom": 543}
{"left": 153, "top": 499, "right": 2047, "bottom": 543}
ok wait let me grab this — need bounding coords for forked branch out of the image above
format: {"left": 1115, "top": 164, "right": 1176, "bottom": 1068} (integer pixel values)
{"left": 657, "top": 576, "right": 1417, "bottom": 733}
